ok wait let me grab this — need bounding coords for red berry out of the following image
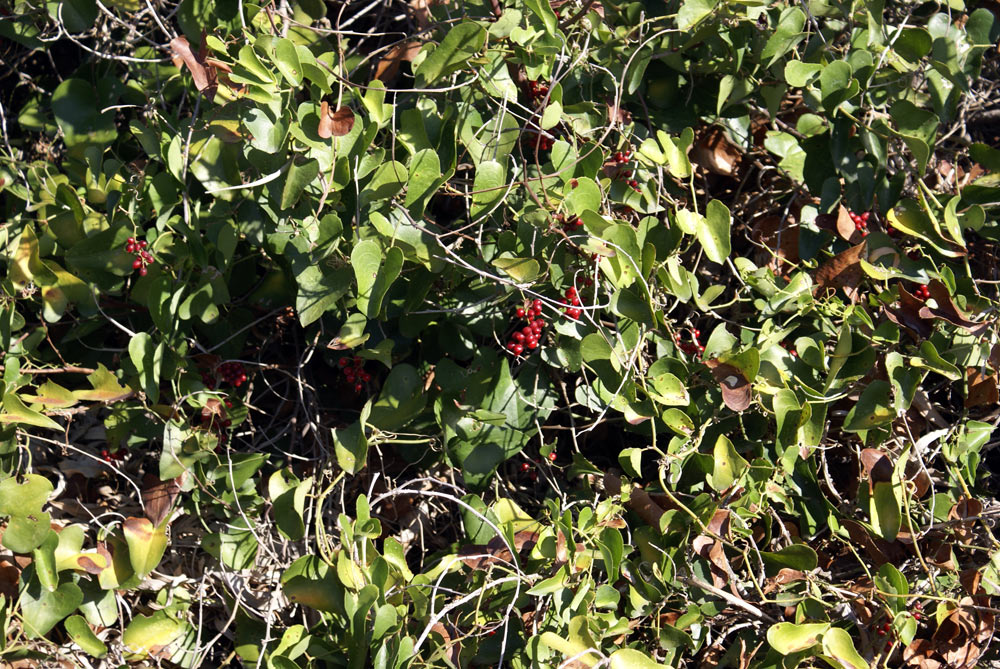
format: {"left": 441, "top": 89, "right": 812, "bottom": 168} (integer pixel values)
{"left": 532, "top": 299, "right": 542, "bottom": 310}
{"left": 520, "top": 462, "right": 531, "bottom": 472}
{"left": 533, "top": 319, "right": 545, "bottom": 329}
{"left": 354, "top": 383, "right": 363, "bottom": 393}
{"left": 527, "top": 340, "right": 538, "bottom": 350}
{"left": 127, "top": 237, "right": 135, "bottom": 245}
{"left": 132, "top": 258, "right": 143, "bottom": 269}
{"left": 139, "top": 267, "right": 148, "bottom": 276}
{"left": 548, "top": 451, "right": 557, "bottom": 461}
{"left": 913, "top": 613, "right": 921, "bottom": 620}
{"left": 877, "top": 628, "right": 886, "bottom": 636}
{"left": 512, "top": 344, "right": 524, "bottom": 355}
{"left": 516, "top": 307, "right": 526, "bottom": 318}
{"left": 566, "top": 286, "right": 577, "bottom": 296}
{"left": 522, "top": 326, "right": 533, "bottom": 336}
{"left": 507, "top": 342, "right": 517, "bottom": 352}
{"left": 338, "top": 358, "right": 348, "bottom": 368}
{"left": 861, "top": 212, "right": 870, "bottom": 222}
{"left": 914, "top": 602, "right": 922, "bottom": 610}
{"left": 513, "top": 332, "right": 525, "bottom": 342}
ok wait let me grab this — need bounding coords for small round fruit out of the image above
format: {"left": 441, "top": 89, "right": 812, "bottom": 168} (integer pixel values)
{"left": 516, "top": 307, "right": 526, "bottom": 318}
{"left": 139, "top": 267, "right": 148, "bottom": 276}
{"left": 512, "top": 344, "right": 524, "bottom": 355}
{"left": 548, "top": 451, "right": 557, "bottom": 461}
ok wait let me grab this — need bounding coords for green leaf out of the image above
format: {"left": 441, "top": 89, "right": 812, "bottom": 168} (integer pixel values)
{"left": 820, "top": 626, "right": 868, "bottom": 669}
{"left": 760, "top": 544, "right": 818, "bottom": 572}
{"left": 281, "top": 555, "right": 346, "bottom": 614}
{"left": 123, "top": 517, "right": 168, "bottom": 578}
{"left": 21, "top": 380, "right": 78, "bottom": 409}
{"left": 405, "top": 149, "right": 442, "bottom": 217}
{"left": 0, "top": 473, "right": 54, "bottom": 516}
{"left": 415, "top": 22, "right": 487, "bottom": 85}
{"left": 203, "top": 528, "right": 258, "bottom": 570}
{"left": 471, "top": 160, "right": 506, "bottom": 221}
{"left": 33, "top": 531, "right": 59, "bottom": 592}
{"left": 20, "top": 572, "right": 84, "bottom": 638}
{"left": 820, "top": 61, "right": 856, "bottom": 113}
{"left": 709, "top": 434, "right": 748, "bottom": 491}
{"left": 870, "top": 480, "right": 901, "bottom": 542}
{"left": 280, "top": 157, "right": 319, "bottom": 210}
{"left": 784, "top": 60, "right": 823, "bottom": 87}
{"left": 762, "top": 8, "right": 806, "bottom": 66}
{"left": 50, "top": 78, "right": 116, "bottom": 149}
{"left": 767, "top": 622, "right": 830, "bottom": 654}
{"left": 696, "top": 200, "right": 732, "bottom": 263}
{"left": 273, "top": 38, "right": 303, "bottom": 86}
{"left": 843, "top": 380, "right": 895, "bottom": 431}
{"left": 3, "top": 513, "right": 52, "bottom": 553}
{"left": 493, "top": 254, "right": 540, "bottom": 283}
{"left": 295, "top": 265, "right": 353, "bottom": 328}
{"left": 361, "top": 160, "right": 407, "bottom": 206}
{"left": 65, "top": 614, "right": 108, "bottom": 658}
{"left": 352, "top": 240, "right": 382, "bottom": 315}
{"left": 1, "top": 392, "right": 63, "bottom": 431}
{"left": 122, "top": 611, "right": 185, "bottom": 660}
{"left": 565, "top": 177, "right": 602, "bottom": 216}
{"left": 333, "top": 419, "right": 369, "bottom": 475}
{"left": 911, "top": 340, "right": 962, "bottom": 380}
{"left": 609, "top": 648, "right": 669, "bottom": 669}
{"left": 677, "top": 0, "right": 717, "bottom": 31}
{"left": 128, "top": 333, "right": 162, "bottom": 405}
{"left": 367, "top": 364, "right": 426, "bottom": 432}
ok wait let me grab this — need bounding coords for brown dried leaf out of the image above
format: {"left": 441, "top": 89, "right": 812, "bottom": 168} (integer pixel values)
{"left": 142, "top": 473, "right": 183, "bottom": 528}
{"left": 814, "top": 204, "right": 862, "bottom": 243}
{"left": 903, "top": 639, "right": 944, "bottom": 669}
{"left": 917, "top": 280, "right": 988, "bottom": 334}
{"left": 966, "top": 368, "right": 999, "bottom": 408}
{"left": 692, "top": 535, "right": 728, "bottom": 589}
{"left": 814, "top": 240, "right": 867, "bottom": 301}
{"left": 751, "top": 215, "right": 800, "bottom": 275}
{"left": 859, "top": 448, "right": 894, "bottom": 492}
{"left": 375, "top": 40, "right": 422, "bottom": 82}
{"left": 841, "top": 518, "right": 906, "bottom": 566}
{"left": 706, "top": 509, "right": 731, "bottom": 538}
{"left": 691, "top": 126, "right": 742, "bottom": 176}
{"left": 318, "top": 101, "right": 356, "bottom": 139}
{"left": 76, "top": 543, "right": 112, "bottom": 575}
{"left": 169, "top": 36, "right": 217, "bottom": 99}
{"left": 933, "top": 598, "right": 994, "bottom": 668}
{"left": 0, "top": 558, "right": 20, "bottom": 599}
{"left": 960, "top": 568, "right": 982, "bottom": 596}
{"left": 429, "top": 622, "right": 461, "bottom": 667}
{"left": 458, "top": 530, "right": 538, "bottom": 570}
{"left": 607, "top": 101, "right": 632, "bottom": 125}
{"left": 703, "top": 360, "right": 751, "bottom": 412}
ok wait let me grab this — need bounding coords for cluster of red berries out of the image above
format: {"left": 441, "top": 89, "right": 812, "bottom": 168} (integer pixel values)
{"left": 100, "top": 448, "right": 127, "bottom": 463}
{"left": 201, "top": 361, "right": 247, "bottom": 390}
{"left": 780, "top": 341, "right": 798, "bottom": 357}
{"left": 561, "top": 215, "right": 584, "bottom": 231}
{"left": 674, "top": 328, "right": 704, "bottom": 356}
{"left": 338, "top": 355, "right": 371, "bottom": 393}
{"left": 507, "top": 300, "right": 546, "bottom": 356}
{"left": 913, "top": 284, "right": 931, "bottom": 301}
{"left": 527, "top": 80, "right": 550, "bottom": 99}
{"left": 562, "top": 286, "right": 582, "bottom": 320}
{"left": 875, "top": 621, "right": 892, "bottom": 637}
{"left": 849, "top": 210, "right": 870, "bottom": 237}
{"left": 913, "top": 600, "right": 922, "bottom": 620}
{"left": 533, "top": 133, "right": 555, "bottom": 151}
{"left": 125, "top": 237, "right": 154, "bottom": 276}
{"left": 613, "top": 148, "right": 640, "bottom": 192}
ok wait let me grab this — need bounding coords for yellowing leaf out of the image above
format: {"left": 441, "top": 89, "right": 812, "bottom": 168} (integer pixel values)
{"left": 73, "top": 364, "right": 132, "bottom": 403}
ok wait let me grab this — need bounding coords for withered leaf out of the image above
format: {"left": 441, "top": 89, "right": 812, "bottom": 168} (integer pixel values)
{"left": 170, "top": 36, "right": 217, "bottom": 99}
{"left": 607, "top": 101, "right": 632, "bottom": 125}
{"left": 142, "top": 473, "right": 183, "bottom": 528}
{"left": 691, "top": 125, "right": 741, "bottom": 176}
{"left": 903, "top": 639, "right": 943, "bottom": 669}
{"left": 703, "top": 360, "right": 751, "bottom": 412}
{"left": 752, "top": 215, "right": 800, "bottom": 275}
{"left": 966, "top": 368, "right": 998, "bottom": 408}
{"left": 814, "top": 204, "right": 862, "bottom": 243}
{"left": 859, "top": 448, "right": 893, "bottom": 492}
{"left": 917, "top": 280, "right": 990, "bottom": 335}
{"left": 374, "top": 40, "right": 422, "bottom": 82}
{"left": 458, "top": 530, "right": 538, "bottom": 570}
{"left": 814, "top": 240, "right": 867, "bottom": 301}
{"left": 318, "top": 101, "right": 356, "bottom": 139}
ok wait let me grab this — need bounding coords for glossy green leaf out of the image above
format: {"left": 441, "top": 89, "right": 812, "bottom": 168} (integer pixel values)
{"left": 696, "top": 200, "right": 732, "bottom": 264}
{"left": 65, "top": 614, "right": 108, "bottom": 658}
{"left": 767, "top": 622, "right": 830, "bottom": 654}
{"left": 415, "top": 22, "right": 487, "bottom": 85}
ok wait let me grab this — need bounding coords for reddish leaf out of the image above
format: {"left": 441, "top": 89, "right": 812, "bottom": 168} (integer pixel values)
{"left": 318, "top": 101, "right": 355, "bottom": 139}
{"left": 692, "top": 535, "right": 728, "bottom": 589}
{"left": 903, "top": 639, "right": 944, "bottom": 669}
{"left": 703, "top": 360, "right": 751, "bottom": 411}
{"left": 814, "top": 240, "right": 867, "bottom": 301}
{"left": 169, "top": 36, "right": 217, "bottom": 99}
{"left": 933, "top": 598, "right": 994, "bottom": 668}
{"left": 960, "top": 568, "right": 982, "bottom": 596}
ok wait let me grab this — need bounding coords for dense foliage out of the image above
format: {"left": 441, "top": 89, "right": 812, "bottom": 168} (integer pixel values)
{"left": 2, "top": 0, "right": 1000, "bottom": 666}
